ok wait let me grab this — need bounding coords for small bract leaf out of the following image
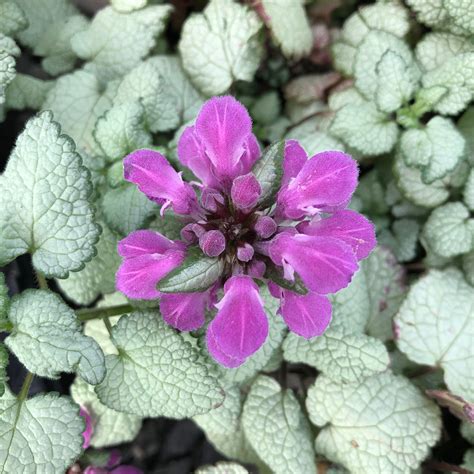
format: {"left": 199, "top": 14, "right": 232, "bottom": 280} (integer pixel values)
{"left": 260, "top": 0, "right": 312, "bottom": 59}
{"left": 400, "top": 117, "right": 465, "bottom": 183}
{"left": 242, "top": 376, "right": 316, "bottom": 474}
{"left": 423, "top": 202, "right": 474, "bottom": 258}
{"left": 330, "top": 100, "right": 398, "bottom": 157}
{"left": 0, "top": 111, "right": 100, "bottom": 277}
{"left": 0, "top": 390, "right": 84, "bottom": 472}
{"left": 252, "top": 140, "right": 285, "bottom": 208}
{"left": 71, "top": 377, "right": 142, "bottom": 448}
{"left": 57, "top": 221, "right": 121, "bottom": 305}
{"left": 5, "top": 290, "right": 105, "bottom": 384}
{"left": 71, "top": 5, "right": 172, "bottom": 82}
{"left": 283, "top": 322, "right": 389, "bottom": 383}
{"left": 179, "top": 0, "right": 263, "bottom": 95}
{"left": 395, "top": 268, "right": 474, "bottom": 401}
{"left": 306, "top": 373, "right": 441, "bottom": 474}
{"left": 158, "top": 247, "right": 224, "bottom": 293}
{"left": 95, "top": 310, "right": 224, "bottom": 418}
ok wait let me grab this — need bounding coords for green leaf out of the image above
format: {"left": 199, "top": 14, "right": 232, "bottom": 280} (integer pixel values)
{"left": 0, "top": 390, "right": 84, "bottom": 473}
{"left": 461, "top": 421, "right": 474, "bottom": 444}
{"left": 111, "top": 0, "right": 147, "bottom": 13}
{"left": 36, "top": 14, "right": 89, "bottom": 75}
{"left": 57, "top": 221, "right": 121, "bottom": 305}
{"left": 0, "top": 272, "right": 8, "bottom": 324}
{"left": 260, "top": 0, "right": 312, "bottom": 59}
{"left": 96, "top": 310, "right": 224, "bottom": 418}
{"left": 94, "top": 101, "right": 152, "bottom": 162}
{"left": 5, "top": 290, "right": 105, "bottom": 384}
{"left": 283, "top": 322, "right": 389, "bottom": 383}
{"left": 422, "top": 202, "right": 474, "bottom": 258}
{"left": 354, "top": 31, "right": 419, "bottom": 109}
{"left": 149, "top": 213, "right": 185, "bottom": 241}
{"left": 330, "top": 100, "right": 398, "bottom": 156}
{"left": 179, "top": 0, "right": 263, "bottom": 95}
{"left": 400, "top": 117, "right": 465, "bottom": 183}
{"left": 242, "top": 376, "right": 316, "bottom": 474}
{"left": 464, "top": 168, "right": 474, "bottom": 211}
{"left": 0, "top": 1, "right": 27, "bottom": 36}
{"left": 0, "top": 344, "right": 7, "bottom": 397}
{"left": 395, "top": 268, "right": 474, "bottom": 401}
{"left": 252, "top": 140, "right": 285, "bottom": 208}
{"left": 71, "top": 377, "right": 142, "bottom": 448}
{"left": 415, "top": 32, "right": 473, "bottom": 73}
{"left": 394, "top": 153, "right": 450, "bottom": 208}
{"left": 332, "top": 3, "right": 409, "bottom": 76}
{"left": 5, "top": 74, "right": 53, "bottom": 110}
{"left": 306, "top": 373, "right": 441, "bottom": 474}
{"left": 462, "top": 250, "right": 474, "bottom": 286}
{"left": 422, "top": 52, "right": 474, "bottom": 116}
{"left": 101, "top": 183, "right": 156, "bottom": 236}
{"left": 158, "top": 248, "right": 224, "bottom": 294}
{"left": 331, "top": 246, "right": 406, "bottom": 341}
{"left": 194, "top": 383, "right": 261, "bottom": 465}
{"left": 444, "top": 0, "right": 474, "bottom": 35}
{"left": 0, "top": 35, "right": 19, "bottom": 105}
{"left": 378, "top": 218, "right": 420, "bottom": 263}
{"left": 0, "top": 111, "right": 100, "bottom": 277}
{"left": 353, "top": 169, "right": 389, "bottom": 216}
{"left": 197, "top": 462, "right": 249, "bottom": 474}
{"left": 43, "top": 69, "right": 116, "bottom": 155}
{"left": 71, "top": 5, "right": 172, "bottom": 82}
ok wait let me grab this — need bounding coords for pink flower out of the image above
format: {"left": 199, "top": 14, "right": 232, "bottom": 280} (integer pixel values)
{"left": 116, "top": 96, "right": 376, "bottom": 367}
{"left": 80, "top": 407, "right": 93, "bottom": 449}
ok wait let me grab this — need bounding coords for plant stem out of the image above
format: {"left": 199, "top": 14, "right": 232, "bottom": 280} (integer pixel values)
{"left": 18, "top": 372, "right": 34, "bottom": 402}
{"left": 35, "top": 271, "right": 48, "bottom": 290}
{"left": 103, "top": 316, "right": 114, "bottom": 337}
{"left": 76, "top": 304, "right": 133, "bottom": 322}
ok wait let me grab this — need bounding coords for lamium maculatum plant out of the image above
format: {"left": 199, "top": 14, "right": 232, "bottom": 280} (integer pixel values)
{"left": 0, "top": 0, "right": 472, "bottom": 473}
{"left": 116, "top": 96, "right": 376, "bottom": 367}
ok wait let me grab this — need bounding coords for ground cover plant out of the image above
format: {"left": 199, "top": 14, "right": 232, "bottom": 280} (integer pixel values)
{"left": 0, "top": 0, "right": 473, "bottom": 473}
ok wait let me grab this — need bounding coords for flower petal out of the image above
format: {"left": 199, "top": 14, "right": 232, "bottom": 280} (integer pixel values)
{"left": 80, "top": 407, "right": 93, "bottom": 449}
{"left": 206, "top": 325, "right": 245, "bottom": 368}
{"left": 299, "top": 210, "right": 376, "bottom": 260}
{"left": 282, "top": 139, "right": 307, "bottom": 188}
{"left": 207, "top": 276, "right": 268, "bottom": 367}
{"left": 278, "top": 151, "right": 358, "bottom": 219}
{"left": 118, "top": 230, "right": 184, "bottom": 258}
{"left": 116, "top": 252, "right": 185, "bottom": 300}
{"left": 124, "top": 148, "right": 197, "bottom": 215}
{"left": 195, "top": 96, "right": 255, "bottom": 183}
{"left": 231, "top": 172, "right": 261, "bottom": 210}
{"left": 160, "top": 292, "right": 207, "bottom": 331}
{"left": 280, "top": 290, "right": 332, "bottom": 338}
{"left": 269, "top": 233, "right": 358, "bottom": 294}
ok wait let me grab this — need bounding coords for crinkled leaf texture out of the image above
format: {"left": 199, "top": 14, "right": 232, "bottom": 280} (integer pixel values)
{"left": 71, "top": 5, "right": 172, "bottom": 82}
{"left": 306, "top": 373, "right": 441, "bottom": 474}
{"left": 395, "top": 268, "right": 474, "bottom": 401}
{"left": 0, "top": 1, "right": 27, "bottom": 37}
{"left": 71, "top": 377, "right": 142, "bottom": 448}
{"left": 57, "top": 221, "right": 121, "bottom": 305}
{"left": 0, "top": 390, "right": 84, "bottom": 473}
{"left": 283, "top": 322, "right": 389, "bottom": 383}
{"left": 5, "top": 74, "right": 53, "bottom": 111}
{"left": 0, "top": 111, "right": 100, "bottom": 278}
{"left": 0, "top": 35, "right": 19, "bottom": 105}
{"left": 242, "top": 376, "right": 316, "bottom": 474}
{"left": 179, "top": 0, "right": 263, "bottom": 95}
{"left": 197, "top": 462, "right": 248, "bottom": 474}
{"left": 261, "top": 0, "right": 312, "bottom": 59}
{"left": 5, "top": 290, "right": 105, "bottom": 385}
{"left": 95, "top": 310, "right": 224, "bottom": 418}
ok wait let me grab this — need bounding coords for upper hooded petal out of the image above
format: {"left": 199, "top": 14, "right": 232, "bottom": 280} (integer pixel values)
{"left": 281, "top": 139, "right": 307, "bottom": 188}
{"left": 124, "top": 148, "right": 198, "bottom": 215}
{"left": 277, "top": 150, "right": 358, "bottom": 219}
{"left": 118, "top": 230, "right": 185, "bottom": 258}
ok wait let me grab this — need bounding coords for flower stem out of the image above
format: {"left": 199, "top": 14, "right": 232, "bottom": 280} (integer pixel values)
{"left": 35, "top": 271, "right": 48, "bottom": 290}
{"left": 76, "top": 304, "right": 133, "bottom": 322}
{"left": 103, "top": 316, "right": 114, "bottom": 337}
{"left": 18, "top": 372, "right": 34, "bottom": 402}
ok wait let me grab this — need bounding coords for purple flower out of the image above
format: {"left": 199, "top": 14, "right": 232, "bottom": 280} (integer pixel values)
{"left": 117, "top": 96, "right": 376, "bottom": 367}
{"left": 80, "top": 406, "right": 93, "bottom": 449}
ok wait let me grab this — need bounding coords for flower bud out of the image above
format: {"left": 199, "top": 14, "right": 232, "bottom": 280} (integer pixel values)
{"left": 237, "top": 243, "right": 254, "bottom": 262}
{"left": 254, "top": 215, "right": 277, "bottom": 239}
{"left": 199, "top": 230, "right": 226, "bottom": 257}
{"left": 231, "top": 173, "right": 261, "bottom": 210}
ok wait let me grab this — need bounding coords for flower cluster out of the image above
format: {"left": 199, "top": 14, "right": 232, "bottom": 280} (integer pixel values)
{"left": 116, "top": 96, "right": 376, "bottom": 367}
